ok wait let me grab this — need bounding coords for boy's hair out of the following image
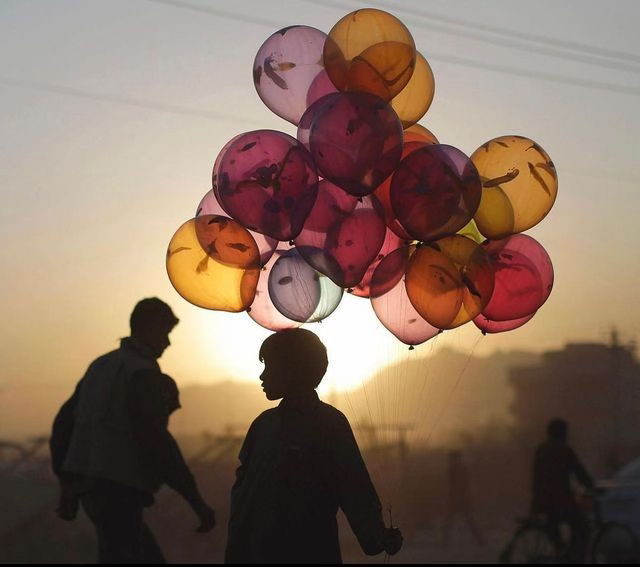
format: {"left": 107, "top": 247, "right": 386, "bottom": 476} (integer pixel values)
{"left": 547, "top": 418, "right": 568, "bottom": 441}
{"left": 130, "top": 297, "right": 179, "bottom": 335}
{"left": 259, "top": 329, "right": 328, "bottom": 389}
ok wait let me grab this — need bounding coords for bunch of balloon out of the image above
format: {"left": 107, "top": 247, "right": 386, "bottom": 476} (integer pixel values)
{"left": 166, "top": 8, "right": 557, "bottom": 348}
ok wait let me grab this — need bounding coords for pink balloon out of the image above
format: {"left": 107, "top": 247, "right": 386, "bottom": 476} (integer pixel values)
{"left": 473, "top": 311, "right": 535, "bottom": 334}
{"left": 352, "top": 228, "right": 404, "bottom": 298}
{"left": 309, "top": 91, "right": 403, "bottom": 196}
{"left": 196, "top": 189, "right": 277, "bottom": 267}
{"left": 248, "top": 249, "right": 302, "bottom": 331}
{"left": 297, "top": 93, "right": 339, "bottom": 152}
{"left": 216, "top": 130, "right": 319, "bottom": 241}
{"left": 294, "top": 180, "right": 387, "bottom": 287}
{"left": 371, "top": 246, "right": 440, "bottom": 346}
{"left": 253, "top": 26, "right": 337, "bottom": 126}
{"left": 482, "top": 234, "right": 554, "bottom": 321}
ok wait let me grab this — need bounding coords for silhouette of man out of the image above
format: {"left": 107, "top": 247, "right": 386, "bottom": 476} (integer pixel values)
{"left": 225, "top": 329, "right": 403, "bottom": 564}
{"left": 50, "top": 297, "right": 215, "bottom": 564}
{"left": 441, "top": 450, "right": 484, "bottom": 546}
{"left": 531, "top": 418, "right": 594, "bottom": 563}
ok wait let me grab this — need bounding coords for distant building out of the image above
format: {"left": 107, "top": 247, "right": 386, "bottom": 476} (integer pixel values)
{"left": 508, "top": 331, "right": 640, "bottom": 476}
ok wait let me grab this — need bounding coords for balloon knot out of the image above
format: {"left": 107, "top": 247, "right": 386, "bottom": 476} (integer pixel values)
{"left": 438, "top": 329, "right": 444, "bottom": 334}
{"left": 408, "top": 345, "right": 415, "bottom": 351}
{"left": 347, "top": 288, "right": 354, "bottom": 293}
{"left": 247, "top": 307, "right": 252, "bottom": 313}
{"left": 289, "top": 240, "right": 295, "bottom": 246}
{"left": 481, "top": 330, "right": 487, "bottom": 336}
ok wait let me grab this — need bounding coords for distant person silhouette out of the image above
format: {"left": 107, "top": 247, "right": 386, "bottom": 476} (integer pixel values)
{"left": 441, "top": 450, "right": 484, "bottom": 546}
{"left": 50, "top": 297, "right": 215, "bottom": 564}
{"left": 531, "top": 418, "right": 595, "bottom": 563}
{"left": 225, "top": 329, "right": 403, "bottom": 564}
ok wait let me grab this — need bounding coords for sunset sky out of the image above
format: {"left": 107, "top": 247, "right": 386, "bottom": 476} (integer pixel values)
{"left": 1, "top": 0, "right": 639, "bottom": 401}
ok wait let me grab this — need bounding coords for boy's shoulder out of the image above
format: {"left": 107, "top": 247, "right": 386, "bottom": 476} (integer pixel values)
{"left": 317, "top": 400, "right": 352, "bottom": 430}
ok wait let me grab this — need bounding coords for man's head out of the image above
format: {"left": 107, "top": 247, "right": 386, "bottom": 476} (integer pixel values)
{"left": 130, "top": 298, "right": 179, "bottom": 358}
{"left": 258, "top": 329, "right": 328, "bottom": 400}
{"left": 547, "top": 418, "right": 568, "bottom": 442}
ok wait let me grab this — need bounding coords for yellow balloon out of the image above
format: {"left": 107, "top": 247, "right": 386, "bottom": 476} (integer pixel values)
{"left": 391, "top": 52, "right": 435, "bottom": 128}
{"left": 166, "top": 216, "right": 260, "bottom": 312}
{"left": 471, "top": 136, "right": 558, "bottom": 239}
{"left": 403, "top": 123, "right": 439, "bottom": 145}
{"left": 456, "top": 219, "right": 484, "bottom": 244}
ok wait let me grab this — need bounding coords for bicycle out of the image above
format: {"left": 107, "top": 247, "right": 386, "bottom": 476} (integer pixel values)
{"left": 500, "top": 491, "right": 640, "bottom": 564}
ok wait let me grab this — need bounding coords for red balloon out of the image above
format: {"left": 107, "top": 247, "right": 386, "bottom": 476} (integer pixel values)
{"left": 216, "top": 130, "right": 319, "bottom": 241}
{"left": 352, "top": 228, "right": 404, "bottom": 297}
{"left": 391, "top": 144, "right": 482, "bottom": 241}
{"left": 308, "top": 91, "right": 403, "bottom": 196}
{"left": 371, "top": 246, "right": 440, "bottom": 345}
{"left": 481, "top": 234, "right": 554, "bottom": 321}
{"left": 473, "top": 311, "right": 535, "bottom": 334}
{"left": 294, "top": 180, "right": 387, "bottom": 288}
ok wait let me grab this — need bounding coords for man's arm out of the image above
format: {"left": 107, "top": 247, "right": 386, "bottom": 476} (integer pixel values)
{"left": 50, "top": 379, "right": 83, "bottom": 477}
{"left": 568, "top": 447, "right": 595, "bottom": 491}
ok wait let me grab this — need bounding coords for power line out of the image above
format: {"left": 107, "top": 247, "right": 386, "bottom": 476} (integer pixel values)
{"left": 146, "top": 0, "right": 640, "bottom": 97}
{"left": 0, "top": 77, "right": 262, "bottom": 125}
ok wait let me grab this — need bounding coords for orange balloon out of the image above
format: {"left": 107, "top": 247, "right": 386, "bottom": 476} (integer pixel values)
{"left": 323, "top": 9, "right": 416, "bottom": 101}
{"left": 166, "top": 216, "right": 260, "bottom": 312}
{"left": 471, "top": 136, "right": 558, "bottom": 239}
{"left": 405, "top": 235, "right": 494, "bottom": 329}
{"left": 391, "top": 52, "right": 435, "bottom": 128}
{"left": 403, "top": 123, "right": 439, "bottom": 145}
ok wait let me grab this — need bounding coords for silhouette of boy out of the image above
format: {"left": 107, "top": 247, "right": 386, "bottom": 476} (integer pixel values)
{"left": 225, "top": 328, "right": 402, "bottom": 564}
{"left": 50, "top": 297, "right": 215, "bottom": 564}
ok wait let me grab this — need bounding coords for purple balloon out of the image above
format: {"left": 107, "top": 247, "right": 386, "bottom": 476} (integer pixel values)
{"left": 216, "top": 130, "right": 319, "bottom": 241}
{"left": 297, "top": 93, "right": 339, "bottom": 152}
{"left": 481, "top": 234, "right": 554, "bottom": 321}
{"left": 253, "top": 26, "right": 337, "bottom": 126}
{"left": 371, "top": 246, "right": 440, "bottom": 346}
{"left": 294, "top": 180, "right": 387, "bottom": 288}
{"left": 268, "top": 248, "right": 343, "bottom": 323}
{"left": 248, "top": 249, "right": 302, "bottom": 331}
{"left": 391, "top": 144, "right": 482, "bottom": 241}
{"left": 308, "top": 91, "right": 403, "bottom": 196}
{"left": 352, "top": 228, "right": 404, "bottom": 298}
{"left": 212, "top": 133, "right": 243, "bottom": 209}
{"left": 196, "top": 189, "right": 277, "bottom": 267}
{"left": 473, "top": 311, "right": 535, "bottom": 334}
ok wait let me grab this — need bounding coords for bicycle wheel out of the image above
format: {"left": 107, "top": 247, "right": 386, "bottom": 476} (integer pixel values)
{"left": 590, "top": 522, "right": 640, "bottom": 564}
{"left": 502, "top": 525, "right": 559, "bottom": 564}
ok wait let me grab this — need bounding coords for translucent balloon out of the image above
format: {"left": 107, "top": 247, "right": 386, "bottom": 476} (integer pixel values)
{"left": 268, "top": 248, "right": 343, "bottom": 323}
{"left": 374, "top": 140, "right": 432, "bottom": 239}
{"left": 248, "top": 249, "right": 302, "bottom": 331}
{"left": 309, "top": 91, "right": 403, "bottom": 196}
{"left": 403, "top": 123, "right": 439, "bottom": 145}
{"left": 481, "top": 234, "right": 554, "bottom": 321}
{"left": 216, "top": 130, "right": 319, "bottom": 241}
{"left": 474, "top": 311, "right": 535, "bottom": 334}
{"left": 352, "top": 228, "right": 404, "bottom": 298}
{"left": 456, "top": 219, "right": 484, "bottom": 244}
{"left": 166, "top": 216, "right": 260, "bottom": 312}
{"left": 212, "top": 133, "right": 243, "bottom": 208}
{"left": 294, "top": 180, "right": 386, "bottom": 287}
{"left": 196, "top": 189, "right": 277, "bottom": 266}
{"left": 297, "top": 93, "right": 340, "bottom": 152}
{"left": 253, "top": 26, "right": 338, "bottom": 126}
{"left": 371, "top": 245, "right": 440, "bottom": 345}
{"left": 323, "top": 8, "right": 416, "bottom": 101}
{"left": 471, "top": 136, "right": 558, "bottom": 239}
{"left": 405, "top": 235, "right": 494, "bottom": 329}
{"left": 391, "top": 144, "right": 482, "bottom": 242}
{"left": 391, "top": 52, "right": 435, "bottom": 128}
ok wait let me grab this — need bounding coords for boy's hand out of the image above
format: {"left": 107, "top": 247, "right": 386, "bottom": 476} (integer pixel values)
{"left": 193, "top": 500, "right": 216, "bottom": 533}
{"left": 382, "top": 527, "right": 403, "bottom": 556}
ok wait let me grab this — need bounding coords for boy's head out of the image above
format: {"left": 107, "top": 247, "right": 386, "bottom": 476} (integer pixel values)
{"left": 130, "top": 297, "right": 179, "bottom": 358}
{"left": 259, "top": 329, "right": 328, "bottom": 400}
{"left": 547, "top": 418, "right": 568, "bottom": 442}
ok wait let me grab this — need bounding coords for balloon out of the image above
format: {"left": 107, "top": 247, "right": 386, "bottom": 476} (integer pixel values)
{"left": 391, "top": 52, "right": 435, "bottom": 128}
{"left": 268, "top": 248, "right": 343, "bottom": 323}
{"left": 253, "top": 26, "right": 337, "bottom": 126}
{"left": 166, "top": 216, "right": 260, "bottom": 312}
{"left": 471, "top": 136, "right": 558, "bottom": 239}
{"left": 391, "top": 144, "right": 482, "bottom": 242}
{"left": 212, "top": 133, "right": 243, "bottom": 208}
{"left": 294, "top": 180, "right": 386, "bottom": 287}
{"left": 196, "top": 189, "right": 277, "bottom": 266}
{"left": 309, "top": 91, "right": 403, "bottom": 196}
{"left": 297, "top": 93, "right": 339, "bottom": 152}
{"left": 405, "top": 235, "right": 494, "bottom": 329}
{"left": 481, "top": 234, "right": 554, "bottom": 321}
{"left": 216, "top": 130, "right": 319, "bottom": 241}
{"left": 248, "top": 249, "right": 302, "bottom": 331}
{"left": 371, "top": 245, "right": 440, "bottom": 345}
{"left": 374, "top": 140, "right": 432, "bottom": 239}
{"left": 352, "top": 228, "right": 404, "bottom": 297}
{"left": 323, "top": 8, "right": 416, "bottom": 101}
{"left": 474, "top": 311, "right": 535, "bottom": 334}
{"left": 403, "top": 123, "right": 439, "bottom": 145}
{"left": 456, "top": 219, "right": 484, "bottom": 244}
